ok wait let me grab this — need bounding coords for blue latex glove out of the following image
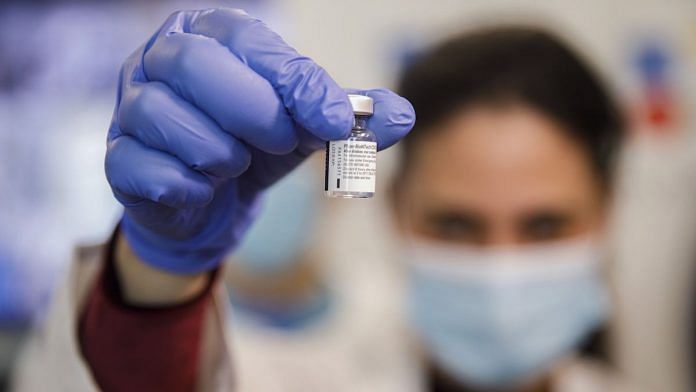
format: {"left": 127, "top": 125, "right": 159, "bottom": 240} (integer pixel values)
{"left": 105, "top": 8, "right": 415, "bottom": 274}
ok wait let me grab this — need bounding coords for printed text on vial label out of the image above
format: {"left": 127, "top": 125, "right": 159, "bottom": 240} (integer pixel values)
{"left": 326, "top": 141, "right": 376, "bottom": 193}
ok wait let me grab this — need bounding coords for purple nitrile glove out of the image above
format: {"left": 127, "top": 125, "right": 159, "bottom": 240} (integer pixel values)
{"left": 105, "top": 8, "right": 415, "bottom": 274}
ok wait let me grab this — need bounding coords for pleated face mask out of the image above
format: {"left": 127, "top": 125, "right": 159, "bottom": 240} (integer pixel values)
{"left": 405, "top": 237, "right": 609, "bottom": 389}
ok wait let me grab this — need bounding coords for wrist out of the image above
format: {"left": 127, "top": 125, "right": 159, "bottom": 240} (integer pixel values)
{"left": 114, "top": 228, "right": 211, "bottom": 306}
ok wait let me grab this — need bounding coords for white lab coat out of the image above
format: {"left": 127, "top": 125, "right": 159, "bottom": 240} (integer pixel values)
{"left": 10, "top": 243, "right": 643, "bottom": 392}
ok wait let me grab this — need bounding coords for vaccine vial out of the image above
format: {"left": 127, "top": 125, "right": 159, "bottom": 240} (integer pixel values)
{"left": 324, "top": 94, "right": 377, "bottom": 198}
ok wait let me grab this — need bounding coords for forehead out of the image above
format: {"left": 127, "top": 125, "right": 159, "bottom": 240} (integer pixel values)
{"left": 404, "top": 104, "right": 599, "bottom": 212}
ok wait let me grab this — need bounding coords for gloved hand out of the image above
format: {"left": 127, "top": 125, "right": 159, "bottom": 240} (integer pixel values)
{"left": 105, "top": 8, "right": 415, "bottom": 274}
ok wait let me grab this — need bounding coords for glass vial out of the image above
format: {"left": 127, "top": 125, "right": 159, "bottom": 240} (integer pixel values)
{"left": 324, "top": 94, "right": 377, "bottom": 198}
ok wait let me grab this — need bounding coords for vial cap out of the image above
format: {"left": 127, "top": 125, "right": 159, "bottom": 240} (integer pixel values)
{"left": 348, "top": 94, "right": 374, "bottom": 116}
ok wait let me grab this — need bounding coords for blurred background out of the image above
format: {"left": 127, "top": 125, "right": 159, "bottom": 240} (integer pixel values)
{"left": 0, "top": 0, "right": 695, "bottom": 390}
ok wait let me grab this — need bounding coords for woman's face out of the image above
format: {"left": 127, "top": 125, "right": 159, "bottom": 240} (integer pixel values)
{"left": 394, "top": 103, "right": 606, "bottom": 246}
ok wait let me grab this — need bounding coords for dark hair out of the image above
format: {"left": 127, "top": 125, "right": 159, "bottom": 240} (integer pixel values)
{"left": 397, "top": 26, "right": 624, "bottom": 189}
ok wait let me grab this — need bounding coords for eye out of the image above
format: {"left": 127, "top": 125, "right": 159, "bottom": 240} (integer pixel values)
{"left": 520, "top": 213, "right": 571, "bottom": 242}
{"left": 425, "top": 212, "right": 485, "bottom": 244}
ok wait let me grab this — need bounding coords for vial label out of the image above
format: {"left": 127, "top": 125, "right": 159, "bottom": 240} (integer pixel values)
{"left": 325, "top": 140, "right": 377, "bottom": 193}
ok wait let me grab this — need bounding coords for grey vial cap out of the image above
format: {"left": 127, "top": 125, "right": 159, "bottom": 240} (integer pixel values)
{"left": 348, "top": 94, "right": 374, "bottom": 116}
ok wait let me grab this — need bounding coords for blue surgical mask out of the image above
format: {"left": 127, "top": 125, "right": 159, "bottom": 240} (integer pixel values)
{"left": 405, "top": 238, "right": 609, "bottom": 390}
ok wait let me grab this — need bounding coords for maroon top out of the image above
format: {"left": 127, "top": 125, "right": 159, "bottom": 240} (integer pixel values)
{"left": 78, "top": 234, "right": 214, "bottom": 392}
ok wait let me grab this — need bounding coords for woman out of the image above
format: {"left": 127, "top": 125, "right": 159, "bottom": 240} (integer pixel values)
{"left": 392, "top": 27, "right": 624, "bottom": 391}
{"left": 218, "top": 25, "right": 628, "bottom": 392}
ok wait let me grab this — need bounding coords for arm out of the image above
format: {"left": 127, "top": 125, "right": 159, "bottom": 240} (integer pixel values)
{"left": 78, "top": 230, "right": 215, "bottom": 392}
{"left": 79, "top": 7, "right": 415, "bottom": 391}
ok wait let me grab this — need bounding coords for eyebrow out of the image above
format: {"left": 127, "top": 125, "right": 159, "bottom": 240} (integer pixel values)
{"left": 426, "top": 209, "right": 487, "bottom": 227}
